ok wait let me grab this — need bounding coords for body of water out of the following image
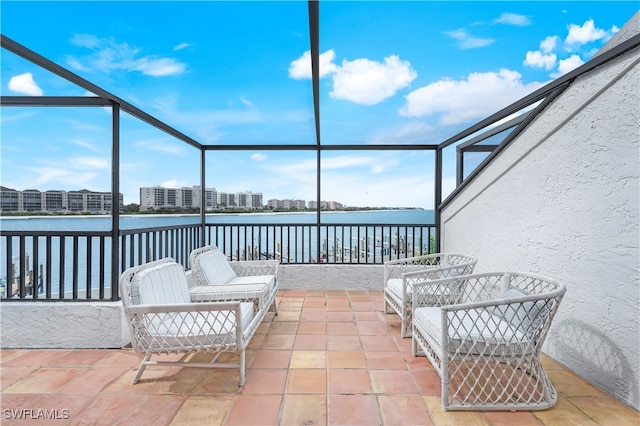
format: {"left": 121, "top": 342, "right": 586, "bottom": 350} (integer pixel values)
{"left": 0, "top": 210, "right": 435, "bottom": 299}
{"left": 0, "top": 209, "right": 434, "bottom": 231}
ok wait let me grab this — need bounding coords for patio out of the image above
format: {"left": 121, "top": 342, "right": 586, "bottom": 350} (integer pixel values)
{"left": 2, "top": 290, "right": 638, "bottom": 425}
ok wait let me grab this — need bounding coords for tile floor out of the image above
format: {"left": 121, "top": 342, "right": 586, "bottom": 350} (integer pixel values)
{"left": 2, "top": 290, "right": 638, "bottom": 425}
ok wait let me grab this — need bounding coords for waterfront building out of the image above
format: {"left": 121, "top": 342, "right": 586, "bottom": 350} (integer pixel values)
{"left": 140, "top": 186, "right": 263, "bottom": 211}
{"left": 307, "top": 200, "right": 344, "bottom": 210}
{"left": 0, "top": 186, "right": 122, "bottom": 214}
{"left": 267, "top": 198, "right": 306, "bottom": 209}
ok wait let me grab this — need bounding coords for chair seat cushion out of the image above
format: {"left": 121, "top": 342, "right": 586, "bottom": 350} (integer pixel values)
{"left": 386, "top": 278, "right": 409, "bottom": 300}
{"left": 387, "top": 278, "right": 459, "bottom": 305}
{"left": 413, "top": 306, "right": 529, "bottom": 355}
{"left": 142, "top": 302, "right": 255, "bottom": 351}
{"left": 228, "top": 275, "right": 275, "bottom": 289}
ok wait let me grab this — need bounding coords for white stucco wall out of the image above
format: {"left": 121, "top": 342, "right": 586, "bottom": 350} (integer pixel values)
{"left": 0, "top": 302, "right": 129, "bottom": 349}
{"left": 440, "top": 16, "right": 639, "bottom": 409}
{"left": 278, "top": 264, "right": 383, "bottom": 291}
{"left": 0, "top": 264, "right": 383, "bottom": 349}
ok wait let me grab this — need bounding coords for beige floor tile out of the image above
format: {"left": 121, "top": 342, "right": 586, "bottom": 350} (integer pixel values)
{"left": 225, "top": 395, "right": 282, "bottom": 425}
{"left": 272, "top": 310, "right": 301, "bottom": 322}
{"left": 67, "top": 394, "right": 143, "bottom": 425}
{"left": 365, "top": 351, "right": 407, "bottom": 370}
{"left": 370, "top": 369, "right": 420, "bottom": 394}
{"left": 286, "top": 369, "right": 327, "bottom": 394}
{"left": 279, "top": 394, "right": 327, "bottom": 426}
{"left": 422, "top": 395, "right": 491, "bottom": 426}
{"left": 115, "top": 394, "right": 186, "bottom": 425}
{"left": 3, "top": 368, "right": 80, "bottom": 394}
{"left": 241, "top": 369, "right": 287, "bottom": 395}
{"left": 329, "top": 369, "right": 372, "bottom": 394}
{"left": 169, "top": 395, "right": 233, "bottom": 425}
{"left": 261, "top": 333, "right": 296, "bottom": 350}
{"left": 290, "top": 350, "right": 326, "bottom": 369}
{"left": 532, "top": 396, "right": 598, "bottom": 425}
{"left": 251, "top": 349, "right": 291, "bottom": 369}
{"left": 293, "top": 334, "right": 327, "bottom": 350}
{"left": 267, "top": 321, "right": 299, "bottom": 335}
{"left": 568, "top": 395, "right": 640, "bottom": 425}
{"left": 328, "top": 394, "right": 380, "bottom": 425}
{"left": 328, "top": 350, "right": 367, "bottom": 369}
{"left": 379, "top": 395, "right": 434, "bottom": 425}
{"left": 297, "top": 321, "right": 327, "bottom": 335}
{"left": 1, "top": 366, "right": 38, "bottom": 391}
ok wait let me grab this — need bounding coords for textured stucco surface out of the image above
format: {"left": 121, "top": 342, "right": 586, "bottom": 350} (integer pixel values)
{"left": 440, "top": 15, "right": 639, "bottom": 409}
{"left": 278, "top": 264, "right": 383, "bottom": 291}
{"left": 0, "top": 264, "right": 383, "bottom": 349}
{"left": 0, "top": 302, "right": 129, "bottom": 349}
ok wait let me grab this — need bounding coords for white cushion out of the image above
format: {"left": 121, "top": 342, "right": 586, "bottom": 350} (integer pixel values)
{"left": 386, "top": 278, "right": 408, "bottom": 300}
{"left": 135, "top": 262, "right": 191, "bottom": 305}
{"left": 491, "top": 288, "right": 549, "bottom": 336}
{"left": 147, "top": 301, "right": 255, "bottom": 338}
{"left": 199, "top": 250, "right": 237, "bottom": 285}
{"left": 229, "top": 275, "right": 275, "bottom": 289}
{"left": 414, "top": 306, "right": 524, "bottom": 344}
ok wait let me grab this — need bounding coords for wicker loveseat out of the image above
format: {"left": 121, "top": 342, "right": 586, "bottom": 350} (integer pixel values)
{"left": 120, "top": 258, "right": 264, "bottom": 386}
{"left": 383, "top": 253, "right": 477, "bottom": 337}
{"left": 412, "top": 271, "right": 566, "bottom": 411}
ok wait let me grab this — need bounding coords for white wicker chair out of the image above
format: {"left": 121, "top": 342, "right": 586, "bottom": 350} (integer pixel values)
{"left": 383, "top": 253, "right": 477, "bottom": 337}
{"left": 412, "top": 271, "right": 566, "bottom": 411}
{"left": 119, "top": 258, "right": 265, "bottom": 386}
{"left": 189, "top": 245, "right": 279, "bottom": 314}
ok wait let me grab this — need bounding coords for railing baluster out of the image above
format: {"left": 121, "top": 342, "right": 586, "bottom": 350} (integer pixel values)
{"left": 1, "top": 221, "right": 436, "bottom": 301}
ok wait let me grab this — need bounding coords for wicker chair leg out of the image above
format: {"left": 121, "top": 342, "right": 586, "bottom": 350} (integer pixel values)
{"left": 132, "top": 354, "right": 152, "bottom": 384}
{"left": 238, "top": 350, "right": 246, "bottom": 386}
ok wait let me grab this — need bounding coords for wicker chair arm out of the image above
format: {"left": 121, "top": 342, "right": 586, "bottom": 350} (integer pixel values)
{"left": 229, "top": 260, "right": 279, "bottom": 277}
{"left": 124, "top": 301, "right": 242, "bottom": 315}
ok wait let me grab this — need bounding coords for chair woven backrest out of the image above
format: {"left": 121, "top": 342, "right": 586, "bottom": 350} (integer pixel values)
{"left": 133, "top": 262, "right": 191, "bottom": 305}
{"left": 119, "top": 257, "right": 176, "bottom": 307}
{"left": 191, "top": 245, "right": 237, "bottom": 286}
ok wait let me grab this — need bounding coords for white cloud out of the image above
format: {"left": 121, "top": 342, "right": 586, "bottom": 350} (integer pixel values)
{"left": 251, "top": 153, "right": 267, "bottom": 161}
{"left": 399, "top": 69, "right": 544, "bottom": 125}
{"left": 565, "top": 19, "right": 608, "bottom": 46}
{"left": 8, "top": 73, "right": 43, "bottom": 96}
{"left": 130, "top": 57, "right": 186, "bottom": 76}
{"left": 74, "top": 157, "right": 110, "bottom": 170}
{"left": 288, "top": 49, "right": 339, "bottom": 79}
{"left": 445, "top": 29, "right": 495, "bottom": 49}
{"left": 330, "top": 55, "right": 417, "bottom": 105}
{"left": 161, "top": 179, "right": 190, "bottom": 188}
{"left": 240, "top": 96, "right": 255, "bottom": 109}
{"left": 173, "top": 42, "right": 190, "bottom": 51}
{"left": 289, "top": 50, "right": 416, "bottom": 106}
{"left": 554, "top": 55, "right": 585, "bottom": 77}
{"left": 523, "top": 50, "right": 557, "bottom": 70}
{"left": 134, "top": 138, "right": 186, "bottom": 155}
{"left": 540, "top": 36, "right": 559, "bottom": 54}
{"left": 70, "top": 139, "right": 101, "bottom": 152}
{"left": 494, "top": 13, "right": 531, "bottom": 26}
{"left": 19, "top": 166, "right": 99, "bottom": 189}
{"left": 68, "top": 34, "right": 186, "bottom": 77}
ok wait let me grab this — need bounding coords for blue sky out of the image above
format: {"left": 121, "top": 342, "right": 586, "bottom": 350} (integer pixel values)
{"left": 1, "top": 1, "right": 637, "bottom": 208}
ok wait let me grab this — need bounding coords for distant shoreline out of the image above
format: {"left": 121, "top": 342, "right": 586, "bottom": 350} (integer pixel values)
{"left": 1, "top": 208, "right": 426, "bottom": 220}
